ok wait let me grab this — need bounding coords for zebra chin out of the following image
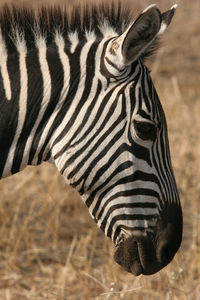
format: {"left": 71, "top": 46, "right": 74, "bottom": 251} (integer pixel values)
{"left": 113, "top": 205, "right": 183, "bottom": 276}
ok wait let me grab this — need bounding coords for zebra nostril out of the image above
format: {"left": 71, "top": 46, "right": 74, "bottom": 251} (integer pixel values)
{"left": 156, "top": 219, "right": 182, "bottom": 267}
{"left": 161, "top": 244, "right": 170, "bottom": 262}
{"left": 158, "top": 241, "right": 173, "bottom": 265}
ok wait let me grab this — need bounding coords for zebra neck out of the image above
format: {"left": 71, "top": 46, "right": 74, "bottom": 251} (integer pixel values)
{"left": 0, "top": 36, "right": 76, "bottom": 178}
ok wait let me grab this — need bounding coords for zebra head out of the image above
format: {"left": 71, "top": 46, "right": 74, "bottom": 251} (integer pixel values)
{"left": 52, "top": 4, "right": 182, "bottom": 275}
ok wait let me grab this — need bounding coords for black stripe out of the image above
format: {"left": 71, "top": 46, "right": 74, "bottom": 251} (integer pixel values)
{"left": 59, "top": 87, "right": 126, "bottom": 175}
{"left": 67, "top": 92, "right": 125, "bottom": 168}
{"left": 95, "top": 188, "right": 159, "bottom": 220}
{"left": 140, "top": 64, "right": 151, "bottom": 113}
{"left": 51, "top": 41, "right": 96, "bottom": 148}
{"left": 68, "top": 122, "right": 127, "bottom": 193}
{"left": 100, "top": 203, "right": 157, "bottom": 232}
{"left": 77, "top": 145, "right": 132, "bottom": 195}
{"left": 151, "top": 135, "right": 168, "bottom": 200}
{"left": 106, "top": 214, "right": 157, "bottom": 239}
{"left": 28, "top": 41, "right": 64, "bottom": 164}
{"left": 11, "top": 46, "right": 43, "bottom": 173}
{"left": 100, "top": 39, "right": 114, "bottom": 80}
{"left": 49, "top": 43, "right": 83, "bottom": 148}
{"left": 113, "top": 225, "right": 155, "bottom": 244}
{"left": 87, "top": 155, "right": 133, "bottom": 192}
{"left": 153, "top": 131, "right": 170, "bottom": 200}
{"left": 105, "top": 56, "right": 126, "bottom": 73}
{"left": 0, "top": 49, "right": 20, "bottom": 176}
{"left": 127, "top": 134, "right": 152, "bottom": 167}
{"left": 86, "top": 170, "right": 161, "bottom": 208}
{"left": 136, "top": 109, "right": 152, "bottom": 120}
{"left": 159, "top": 128, "right": 175, "bottom": 201}
{"left": 52, "top": 41, "right": 100, "bottom": 160}
{"left": 53, "top": 80, "right": 102, "bottom": 160}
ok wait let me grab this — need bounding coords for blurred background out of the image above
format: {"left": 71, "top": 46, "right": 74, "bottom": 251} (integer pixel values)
{"left": 0, "top": 0, "right": 199, "bottom": 299}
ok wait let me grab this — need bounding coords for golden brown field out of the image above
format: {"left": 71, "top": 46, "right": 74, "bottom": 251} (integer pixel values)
{"left": 0, "top": 0, "right": 199, "bottom": 299}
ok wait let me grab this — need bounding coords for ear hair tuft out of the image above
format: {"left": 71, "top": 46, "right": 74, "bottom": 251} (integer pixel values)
{"left": 140, "top": 37, "right": 161, "bottom": 61}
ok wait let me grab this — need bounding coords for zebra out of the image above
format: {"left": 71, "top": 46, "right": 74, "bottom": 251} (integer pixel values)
{"left": 0, "top": 1, "right": 182, "bottom": 276}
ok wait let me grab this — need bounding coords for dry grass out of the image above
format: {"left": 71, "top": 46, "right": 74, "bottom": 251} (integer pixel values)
{"left": 0, "top": 0, "right": 200, "bottom": 299}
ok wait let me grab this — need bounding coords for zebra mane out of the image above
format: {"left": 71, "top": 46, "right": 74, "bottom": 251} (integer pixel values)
{"left": 0, "top": 1, "right": 159, "bottom": 59}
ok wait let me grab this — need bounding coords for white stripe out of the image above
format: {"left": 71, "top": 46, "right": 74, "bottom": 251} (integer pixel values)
{"left": 110, "top": 218, "right": 156, "bottom": 241}
{"left": 104, "top": 208, "right": 158, "bottom": 237}
{"left": 20, "top": 35, "right": 51, "bottom": 169}
{"left": 88, "top": 176, "right": 162, "bottom": 216}
{"left": 153, "top": 135, "right": 171, "bottom": 205}
{"left": 97, "top": 201, "right": 159, "bottom": 229}
{"left": 52, "top": 38, "right": 97, "bottom": 169}
{"left": 68, "top": 31, "right": 79, "bottom": 53}
{"left": 99, "top": 19, "right": 118, "bottom": 38}
{"left": 0, "top": 30, "right": 11, "bottom": 100}
{"left": 2, "top": 34, "right": 28, "bottom": 176}
{"left": 31, "top": 32, "right": 71, "bottom": 164}
{"left": 59, "top": 87, "right": 126, "bottom": 183}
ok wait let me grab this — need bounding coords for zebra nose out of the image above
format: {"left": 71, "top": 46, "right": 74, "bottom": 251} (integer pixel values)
{"left": 114, "top": 232, "right": 178, "bottom": 276}
{"left": 158, "top": 242, "right": 173, "bottom": 265}
{"left": 156, "top": 222, "right": 180, "bottom": 266}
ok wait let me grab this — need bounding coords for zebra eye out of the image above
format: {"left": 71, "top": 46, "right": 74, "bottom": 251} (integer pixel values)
{"left": 134, "top": 120, "right": 157, "bottom": 141}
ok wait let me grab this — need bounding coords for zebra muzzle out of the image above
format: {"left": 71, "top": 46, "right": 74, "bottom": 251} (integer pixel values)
{"left": 114, "top": 233, "right": 175, "bottom": 276}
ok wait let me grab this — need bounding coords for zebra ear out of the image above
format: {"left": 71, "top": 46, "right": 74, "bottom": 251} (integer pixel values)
{"left": 107, "top": 4, "right": 177, "bottom": 69}
{"left": 159, "top": 4, "right": 178, "bottom": 35}
{"left": 121, "top": 5, "right": 162, "bottom": 65}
